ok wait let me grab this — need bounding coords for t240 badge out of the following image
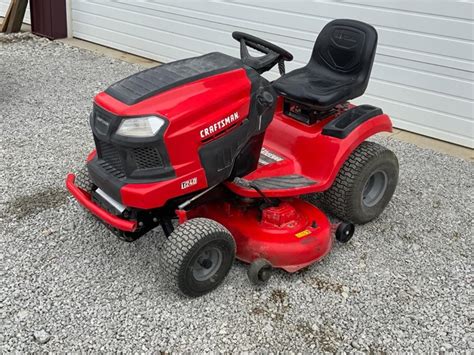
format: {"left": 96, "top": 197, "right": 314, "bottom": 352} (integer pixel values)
{"left": 181, "top": 177, "right": 198, "bottom": 190}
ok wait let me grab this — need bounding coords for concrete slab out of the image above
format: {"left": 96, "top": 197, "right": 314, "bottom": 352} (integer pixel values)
{"left": 378, "top": 128, "right": 472, "bottom": 160}
{"left": 390, "top": 130, "right": 472, "bottom": 161}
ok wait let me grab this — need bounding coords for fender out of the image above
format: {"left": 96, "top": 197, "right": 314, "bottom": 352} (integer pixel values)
{"left": 314, "top": 112, "right": 393, "bottom": 191}
{"left": 225, "top": 108, "right": 392, "bottom": 198}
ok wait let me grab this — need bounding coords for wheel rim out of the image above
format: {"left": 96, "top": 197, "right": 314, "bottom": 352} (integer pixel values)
{"left": 192, "top": 246, "right": 223, "bottom": 281}
{"left": 258, "top": 267, "right": 271, "bottom": 282}
{"left": 362, "top": 170, "right": 388, "bottom": 207}
{"left": 341, "top": 223, "right": 355, "bottom": 240}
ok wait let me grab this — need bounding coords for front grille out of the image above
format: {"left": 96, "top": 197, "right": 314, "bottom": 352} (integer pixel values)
{"left": 95, "top": 139, "right": 165, "bottom": 180}
{"left": 97, "top": 141, "right": 126, "bottom": 179}
{"left": 90, "top": 104, "right": 172, "bottom": 183}
{"left": 133, "top": 147, "right": 164, "bottom": 170}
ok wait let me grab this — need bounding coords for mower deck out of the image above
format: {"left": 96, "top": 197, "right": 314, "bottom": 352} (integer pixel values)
{"left": 189, "top": 198, "right": 332, "bottom": 272}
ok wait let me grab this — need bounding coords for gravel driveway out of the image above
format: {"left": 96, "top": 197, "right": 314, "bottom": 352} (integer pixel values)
{"left": 1, "top": 33, "right": 472, "bottom": 352}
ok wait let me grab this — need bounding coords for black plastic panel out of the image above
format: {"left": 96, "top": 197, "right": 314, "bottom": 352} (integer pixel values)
{"left": 105, "top": 52, "right": 243, "bottom": 105}
{"left": 198, "top": 69, "right": 277, "bottom": 187}
{"left": 322, "top": 105, "right": 383, "bottom": 139}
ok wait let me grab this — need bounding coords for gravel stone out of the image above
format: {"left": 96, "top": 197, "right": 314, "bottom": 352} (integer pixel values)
{"left": 33, "top": 330, "right": 51, "bottom": 344}
{"left": 1, "top": 32, "right": 473, "bottom": 352}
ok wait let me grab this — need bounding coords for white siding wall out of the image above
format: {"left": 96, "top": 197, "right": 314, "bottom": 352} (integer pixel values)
{"left": 21, "top": 1, "right": 474, "bottom": 147}
{"left": 0, "top": 0, "right": 31, "bottom": 24}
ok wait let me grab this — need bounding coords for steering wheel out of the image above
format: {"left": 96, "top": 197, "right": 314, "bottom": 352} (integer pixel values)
{"left": 232, "top": 32, "right": 293, "bottom": 75}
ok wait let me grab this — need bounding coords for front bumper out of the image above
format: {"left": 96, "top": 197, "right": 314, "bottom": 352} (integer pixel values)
{"left": 66, "top": 174, "right": 137, "bottom": 232}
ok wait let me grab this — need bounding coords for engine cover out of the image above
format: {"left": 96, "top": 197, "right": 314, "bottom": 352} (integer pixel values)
{"left": 87, "top": 52, "right": 277, "bottom": 209}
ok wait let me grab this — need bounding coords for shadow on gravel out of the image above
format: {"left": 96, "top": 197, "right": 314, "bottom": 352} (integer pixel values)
{"left": 2, "top": 187, "right": 69, "bottom": 219}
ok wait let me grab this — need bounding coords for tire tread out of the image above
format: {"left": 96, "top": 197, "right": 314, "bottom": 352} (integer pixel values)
{"left": 160, "top": 218, "right": 235, "bottom": 296}
{"left": 320, "top": 141, "right": 396, "bottom": 223}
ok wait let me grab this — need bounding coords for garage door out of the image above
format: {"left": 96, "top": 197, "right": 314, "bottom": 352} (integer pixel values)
{"left": 0, "top": 0, "right": 30, "bottom": 24}
{"left": 69, "top": 2, "right": 472, "bottom": 147}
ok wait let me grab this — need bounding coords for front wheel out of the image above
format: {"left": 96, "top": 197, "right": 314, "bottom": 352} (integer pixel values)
{"left": 321, "top": 141, "right": 399, "bottom": 224}
{"left": 111, "top": 228, "right": 143, "bottom": 242}
{"left": 159, "top": 218, "right": 236, "bottom": 297}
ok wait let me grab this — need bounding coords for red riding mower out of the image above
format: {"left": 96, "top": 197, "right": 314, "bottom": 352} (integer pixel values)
{"left": 67, "top": 19, "right": 398, "bottom": 297}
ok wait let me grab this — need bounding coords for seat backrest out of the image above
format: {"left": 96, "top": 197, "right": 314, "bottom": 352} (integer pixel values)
{"left": 310, "top": 19, "right": 378, "bottom": 96}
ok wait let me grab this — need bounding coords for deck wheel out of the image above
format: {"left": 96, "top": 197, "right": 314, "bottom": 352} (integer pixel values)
{"left": 248, "top": 258, "right": 272, "bottom": 286}
{"left": 335, "top": 222, "right": 355, "bottom": 243}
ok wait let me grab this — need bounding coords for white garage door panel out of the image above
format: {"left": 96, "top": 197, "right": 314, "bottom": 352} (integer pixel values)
{"left": 72, "top": 1, "right": 473, "bottom": 148}
{"left": 74, "top": 1, "right": 474, "bottom": 72}
{"left": 361, "top": 97, "right": 473, "bottom": 148}
{"left": 73, "top": 22, "right": 197, "bottom": 63}
{"left": 78, "top": 0, "right": 471, "bottom": 73}
{"left": 370, "top": 64, "right": 473, "bottom": 100}
{"left": 112, "top": 1, "right": 474, "bottom": 68}
{"left": 344, "top": 1, "right": 474, "bottom": 21}
{"left": 361, "top": 93, "right": 472, "bottom": 133}
{"left": 72, "top": 1, "right": 473, "bottom": 96}
{"left": 376, "top": 55, "right": 473, "bottom": 82}
{"left": 73, "top": 5, "right": 233, "bottom": 50}
{"left": 0, "top": 0, "right": 30, "bottom": 24}
{"left": 161, "top": 1, "right": 473, "bottom": 59}
{"left": 368, "top": 80, "right": 472, "bottom": 120}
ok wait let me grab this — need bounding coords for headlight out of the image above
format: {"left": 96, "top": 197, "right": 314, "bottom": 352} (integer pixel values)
{"left": 116, "top": 116, "right": 165, "bottom": 137}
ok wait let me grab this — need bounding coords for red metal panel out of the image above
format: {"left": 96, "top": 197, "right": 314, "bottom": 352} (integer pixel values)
{"left": 189, "top": 199, "right": 333, "bottom": 272}
{"left": 30, "top": 0, "right": 67, "bottom": 39}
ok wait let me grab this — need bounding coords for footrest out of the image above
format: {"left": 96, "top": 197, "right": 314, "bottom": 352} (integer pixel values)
{"left": 234, "top": 174, "right": 317, "bottom": 191}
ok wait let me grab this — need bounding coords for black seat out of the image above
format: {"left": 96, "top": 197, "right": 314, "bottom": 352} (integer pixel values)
{"left": 273, "top": 19, "right": 378, "bottom": 111}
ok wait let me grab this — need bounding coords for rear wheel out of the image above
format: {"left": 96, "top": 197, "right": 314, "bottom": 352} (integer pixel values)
{"left": 160, "top": 218, "right": 235, "bottom": 297}
{"left": 321, "top": 141, "right": 398, "bottom": 224}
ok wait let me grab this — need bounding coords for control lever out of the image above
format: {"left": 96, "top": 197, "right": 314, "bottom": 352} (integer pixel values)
{"left": 256, "top": 91, "right": 275, "bottom": 130}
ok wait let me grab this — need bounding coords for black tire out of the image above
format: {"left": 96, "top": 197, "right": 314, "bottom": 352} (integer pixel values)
{"left": 75, "top": 165, "right": 94, "bottom": 193}
{"left": 321, "top": 141, "right": 398, "bottom": 224}
{"left": 335, "top": 222, "right": 355, "bottom": 243}
{"left": 248, "top": 258, "right": 272, "bottom": 286}
{"left": 159, "top": 218, "right": 236, "bottom": 297}
{"left": 111, "top": 228, "right": 142, "bottom": 243}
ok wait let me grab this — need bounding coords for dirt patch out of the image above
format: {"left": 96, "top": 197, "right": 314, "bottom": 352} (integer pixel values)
{"left": 296, "top": 320, "right": 344, "bottom": 352}
{"left": 2, "top": 187, "right": 69, "bottom": 219}
{"left": 400, "top": 233, "right": 414, "bottom": 241}
{"left": 250, "top": 288, "right": 290, "bottom": 321}
{"left": 270, "top": 289, "right": 287, "bottom": 303}
{"left": 306, "top": 276, "right": 344, "bottom": 294}
{"left": 250, "top": 306, "right": 265, "bottom": 315}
